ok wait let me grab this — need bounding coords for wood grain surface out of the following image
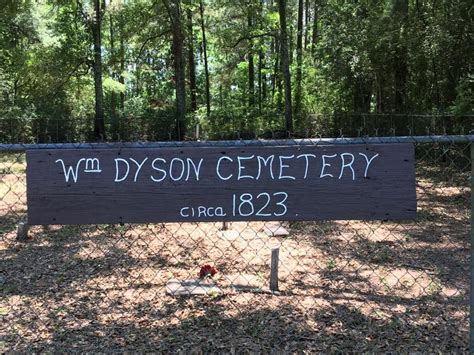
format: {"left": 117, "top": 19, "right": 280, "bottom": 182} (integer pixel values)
{"left": 26, "top": 143, "right": 416, "bottom": 224}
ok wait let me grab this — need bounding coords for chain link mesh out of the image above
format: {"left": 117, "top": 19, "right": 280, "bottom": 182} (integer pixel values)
{"left": 0, "top": 135, "right": 471, "bottom": 352}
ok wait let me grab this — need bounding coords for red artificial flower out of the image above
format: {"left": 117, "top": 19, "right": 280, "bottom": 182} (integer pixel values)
{"left": 199, "top": 264, "right": 217, "bottom": 279}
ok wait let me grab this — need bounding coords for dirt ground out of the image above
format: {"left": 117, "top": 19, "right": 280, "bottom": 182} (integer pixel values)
{"left": 0, "top": 150, "right": 470, "bottom": 352}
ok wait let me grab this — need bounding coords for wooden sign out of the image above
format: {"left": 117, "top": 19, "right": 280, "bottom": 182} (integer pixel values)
{"left": 26, "top": 143, "right": 416, "bottom": 225}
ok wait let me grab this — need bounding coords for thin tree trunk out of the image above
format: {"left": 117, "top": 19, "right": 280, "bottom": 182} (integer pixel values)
{"left": 353, "top": 76, "right": 372, "bottom": 113}
{"left": 258, "top": 0, "right": 265, "bottom": 111}
{"left": 258, "top": 51, "right": 264, "bottom": 112}
{"left": 392, "top": 0, "right": 408, "bottom": 112}
{"left": 311, "top": 0, "right": 318, "bottom": 52}
{"left": 278, "top": 0, "right": 293, "bottom": 133}
{"left": 432, "top": 57, "right": 441, "bottom": 110}
{"left": 170, "top": 0, "right": 187, "bottom": 140}
{"left": 248, "top": 5, "right": 255, "bottom": 107}
{"left": 93, "top": 0, "right": 105, "bottom": 140}
{"left": 271, "top": 36, "right": 276, "bottom": 97}
{"left": 270, "top": 0, "right": 279, "bottom": 105}
{"left": 277, "top": 54, "right": 283, "bottom": 111}
{"left": 273, "top": 38, "right": 283, "bottom": 110}
{"left": 199, "top": 0, "right": 211, "bottom": 116}
{"left": 294, "top": 0, "right": 304, "bottom": 119}
{"left": 118, "top": 11, "right": 125, "bottom": 110}
{"left": 376, "top": 72, "right": 385, "bottom": 113}
{"left": 109, "top": 7, "right": 117, "bottom": 136}
{"left": 248, "top": 52, "right": 255, "bottom": 107}
{"left": 136, "top": 63, "right": 141, "bottom": 96}
{"left": 288, "top": 19, "right": 294, "bottom": 65}
{"left": 187, "top": 9, "right": 197, "bottom": 112}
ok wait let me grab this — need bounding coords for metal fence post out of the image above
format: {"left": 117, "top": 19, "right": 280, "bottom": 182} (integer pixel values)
{"left": 16, "top": 221, "right": 29, "bottom": 241}
{"left": 270, "top": 247, "right": 280, "bottom": 292}
{"left": 470, "top": 142, "right": 474, "bottom": 353}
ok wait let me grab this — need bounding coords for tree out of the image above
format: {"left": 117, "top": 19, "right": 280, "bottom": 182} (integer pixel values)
{"left": 165, "top": 0, "right": 187, "bottom": 140}
{"left": 199, "top": 0, "right": 211, "bottom": 116}
{"left": 108, "top": 0, "right": 118, "bottom": 135}
{"left": 0, "top": 0, "right": 38, "bottom": 107}
{"left": 311, "top": 0, "right": 318, "bottom": 51}
{"left": 2, "top": 0, "right": 473, "bottom": 142}
{"left": 187, "top": 7, "right": 197, "bottom": 112}
{"left": 247, "top": 1, "right": 255, "bottom": 107}
{"left": 294, "top": 0, "right": 303, "bottom": 120}
{"left": 77, "top": 0, "right": 106, "bottom": 139}
{"left": 277, "top": 0, "right": 292, "bottom": 133}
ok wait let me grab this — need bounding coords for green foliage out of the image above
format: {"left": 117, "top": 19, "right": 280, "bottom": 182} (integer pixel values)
{"left": 452, "top": 75, "right": 474, "bottom": 116}
{"left": 103, "top": 77, "right": 126, "bottom": 94}
{"left": 0, "top": 105, "right": 36, "bottom": 143}
{"left": 0, "top": 0, "right": 472, "bottom": 142}
{"left": 122, "top": 96, "right": 147, "bottom": 118}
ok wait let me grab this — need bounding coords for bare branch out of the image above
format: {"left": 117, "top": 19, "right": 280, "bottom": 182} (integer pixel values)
{"left": 135, "top": 30, "right": 171, "bottom": 63}
{"left": 232, "top": 31, "right": 276, "bottom": 48}
{"left": 49, "top": 60, "right": 90, "bottom": 99}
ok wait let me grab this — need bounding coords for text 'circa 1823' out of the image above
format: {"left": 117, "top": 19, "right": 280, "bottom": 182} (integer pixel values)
{"left": 26, "top": 144, "right": 416, "bottom": 225}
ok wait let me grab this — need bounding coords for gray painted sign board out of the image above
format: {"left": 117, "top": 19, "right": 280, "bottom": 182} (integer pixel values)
{"left": 26, "top": 143, "right": 416, "bottom": 225}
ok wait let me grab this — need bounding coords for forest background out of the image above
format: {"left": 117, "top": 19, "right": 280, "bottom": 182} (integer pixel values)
{"left": 0, "top": 0, "right": 472, "bottom": 142}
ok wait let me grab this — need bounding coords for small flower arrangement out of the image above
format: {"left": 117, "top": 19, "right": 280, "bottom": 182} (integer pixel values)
{"left": 199, "top": 264, "right": 217, "bottom": 279}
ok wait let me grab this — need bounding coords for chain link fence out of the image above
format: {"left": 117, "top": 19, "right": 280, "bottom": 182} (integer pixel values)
{"left": 1, "top": 134, "right": 472, "bottom": 352}
{"left": 1, "top": 113, "right": 473, "bottom": 143}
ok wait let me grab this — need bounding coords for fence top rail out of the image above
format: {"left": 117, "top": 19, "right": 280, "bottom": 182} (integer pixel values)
{"left": 1, "top": 135, "right": 474, "bottom": 151}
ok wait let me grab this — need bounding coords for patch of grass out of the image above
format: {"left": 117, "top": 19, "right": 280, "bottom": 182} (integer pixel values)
{"left": 326, "top": 258, "right": 336, "bottom": 271}
{"left": 426, "top": 278, "right": 443, "bottom": 295}
{"left": 378, "top": 276, "right": 392, "bottom": 292}
{"left": 0, "top": 224, "right": 16, "bottom": 235}
{"left": 372, "top": 244, "right": 392, "bottom": 263}
{"left": 0, "top": 306, "right": 9, "bottom": 316}
{"left": 403, "top": 233, "right": 413, "bottom": 242}
{"left": 207, "top": 290, "right": 220, "bottom": 299}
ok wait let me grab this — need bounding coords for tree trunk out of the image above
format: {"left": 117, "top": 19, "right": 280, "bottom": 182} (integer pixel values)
{"left": 109, "top": 7, "right": 117, "bottom": 137}
{"left": 187, "top": 9, "right": 197, "bottom": 112}
{"left": 432, "top": 57, "right": 441, "bottom": 110}
{"left": 93, "top": 0, "right": 105, "bottom": 140}
{"left": 135, "top": 64, "right": 141, "bottom": 96}
{"left": 270, "top": 0, "right": 279, "bottom": 105}
{"left": 278, "top": 0, "right": 293, "bottom": 133}
{"left": 271, "top": 36, "right": 276, "bottom": 97}
{"left": 311, "top": 0, "right": 318, "bottom": 52}
{"left": 392, "top": 0, "right": 408, "bottom": 113}
{"left": 170, "top": 0, "right": 187, "bottom": 140}
{"left": 277, "top": 56, "right": 283, "bottom": 111}
{"left": 376, "top": 72, "right": 385, "bottom": 113}
{"left": 248, "top": 5, "right": 255, "bottom": 107}
{"left": 199, "top": 0, "right": 211, "bottom": 116}
{"left": 273, "top": 37, "right": 283, "bottom": 111}
{"left": 258, "top": 0, "right": 265, "bottom": 111}
{"left": 258, "top": 50, "right": 264, "bottom": 112}
{"left": 248, "top": 54, "right": 255, "bottom": 108}
{"left": 288, "top": 19, "right": 294, "bottom": 65}
{"left": 119, "top": 10, "right": 125, "bottom": 110}
{"left": 294, "top": 0, "right": 304, "bottom": 120}
{"left": 353, "top": 77, "right": 372, "bottom": 113}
